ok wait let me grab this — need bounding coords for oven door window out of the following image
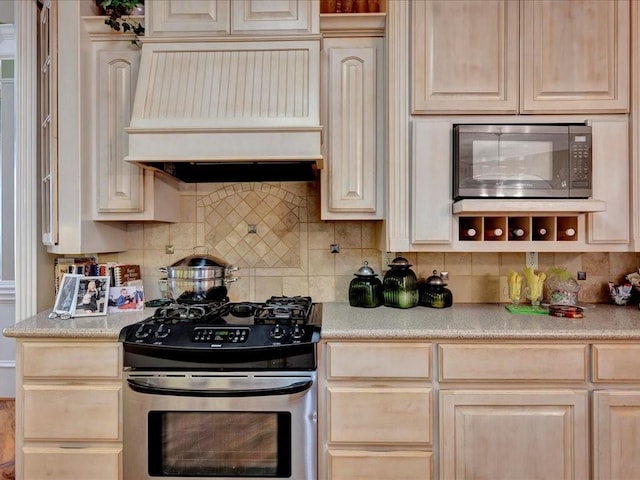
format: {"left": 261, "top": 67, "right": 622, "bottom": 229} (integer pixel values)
{"left": 148, "top": 411, "right": 292, "bottom": 477}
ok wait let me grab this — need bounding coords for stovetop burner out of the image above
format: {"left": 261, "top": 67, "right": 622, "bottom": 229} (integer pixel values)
{"left": 120, "top": 296, "right": 321, "bottom": 352}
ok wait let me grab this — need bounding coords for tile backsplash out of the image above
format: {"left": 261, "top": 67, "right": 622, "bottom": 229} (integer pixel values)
{"left": 107, "top": 181, "right": 640, "bottom": 304}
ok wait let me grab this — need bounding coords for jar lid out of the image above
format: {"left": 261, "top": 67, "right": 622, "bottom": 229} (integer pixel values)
{"left": 355, "top": 261, "right": 377, "bottom": 277}
{"left": 388, "top": 256, "right": 412, "bottom": 268}
{"left": 425, "top": 269, "right": 447, "bottom": 286}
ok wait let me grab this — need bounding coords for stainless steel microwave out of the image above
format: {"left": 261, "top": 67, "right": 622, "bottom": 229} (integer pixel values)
{"left": 453, "top": 124, "right": 592, "bottom": 200}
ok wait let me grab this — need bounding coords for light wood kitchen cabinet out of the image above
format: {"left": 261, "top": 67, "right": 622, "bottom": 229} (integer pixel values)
{"left": 412, "top": 0, "right": 629, "bottom": 114}
{"left": 592, "top": 344, "right": 640, "bottom": 479}
{"left": 84, "top": 18, "right": 180, "bottom": 223}
{"left": 405, "top": 115, "right": 630, "bottom": 252}
{"left": 438, "top": 342, "right": 589, "bottom": 480}
{"left": 320, "top": 26, "right": 384, "bottom": 220}
{"left": 42, "top": 2, "right": 180, "bottom": 254}
{"left": 147, "top": 0, "right": 318, "bottom": 36}
{"left": 319, "top": 341, "right": 433, "bottom": 480}
{"left": 15, "top": 339, "right": 123, "bottom": 480}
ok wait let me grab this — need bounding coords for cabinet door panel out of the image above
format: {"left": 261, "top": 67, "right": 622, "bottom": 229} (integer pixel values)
{"left": 412, "top": 0, "right": 519, "bottom": 113}
{"left": 593, "top": 344, "right": 640, "bottom": 382}
{"left": 327, "top": 342, "right": 431, "bottom": 379}
{"left": 522, "top": 0, "right": 629, "bottom": 113}
{"left": 439, "top": 343, "right": 587, "bottom": 382}
{"left": 329, "top": 450, "right": 432, "bottom": 480}
{"left": 22, "top": 342, "right": 121, "bottom": 378}
{"left": 23, "top": 385, "right": 121, "bottom": 440}
{"left": 440, "top": 390, "right": 589, "bottom": 480}
{"left": 23, "top": 446, "right": 121, "bottom": 480}
{"left": 232, "top": 0, "right": 316, "bottom": 34}
{"left": 321, "top": 38, "right": 383, "bottom": 219}
{"left": 148, "top": 0, "right": 230, "bottom": 36}
{"left": 593, "top": 391, "right": 640, "bottom": 480}
{"left": 328, "top": 387, "right": 432, "bottom": 444}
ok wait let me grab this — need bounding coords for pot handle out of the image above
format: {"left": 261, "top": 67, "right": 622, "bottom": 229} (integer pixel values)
{"left": 224, "top": 277, "right": 239, "bottom": 285}
{"left": 158, "top": 267, "right": 168, "bottom": 275}
{"left": 225, "top": 266, "right": 240, "bottom": 274}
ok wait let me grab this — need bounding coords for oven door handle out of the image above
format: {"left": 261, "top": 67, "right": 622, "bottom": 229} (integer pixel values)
{"left": 126, "top": 378, "right": 314, "bottom": 397}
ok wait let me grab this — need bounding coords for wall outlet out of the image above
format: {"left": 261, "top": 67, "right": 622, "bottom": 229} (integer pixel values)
{"left": 525, "top": 252, "right": 538, "bottom": 270}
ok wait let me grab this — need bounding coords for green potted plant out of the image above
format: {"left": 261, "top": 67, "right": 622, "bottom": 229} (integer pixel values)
{"left": 97, "top": 0, "right": 145, "bottom": 41}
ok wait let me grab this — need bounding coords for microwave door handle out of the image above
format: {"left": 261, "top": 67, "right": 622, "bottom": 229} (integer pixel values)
{"left": 126, "top": 377, "right": 313, "bottom": 397}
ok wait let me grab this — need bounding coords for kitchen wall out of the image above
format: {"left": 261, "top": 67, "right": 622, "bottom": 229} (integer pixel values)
{"left": 105, "top": 180, "right": 640, "bottom": 305}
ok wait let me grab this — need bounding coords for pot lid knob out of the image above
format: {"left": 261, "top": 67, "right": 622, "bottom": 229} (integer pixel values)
{"left": 355, "top": 261, "right": 377, "bottom": 277}
{"left": 426, "top": 269, "right": 447, "bottom": 286}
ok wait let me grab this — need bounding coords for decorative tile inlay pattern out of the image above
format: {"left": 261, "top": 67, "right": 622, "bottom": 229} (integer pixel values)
{"left": 200, "top": 184, "right": 305, "bottom": 268}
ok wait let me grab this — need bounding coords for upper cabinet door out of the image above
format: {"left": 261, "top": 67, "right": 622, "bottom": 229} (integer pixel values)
{"left": 147, "top": 0, "right": 231, "bottom": 36}
{"left": 412, "top": 0, "right": 519, "bottom": 114}
{"left": 521, "top": 0, "right": 630, "bottom": 113}
{"left": 147, "top": 0, "right": 317, "bottom": 37}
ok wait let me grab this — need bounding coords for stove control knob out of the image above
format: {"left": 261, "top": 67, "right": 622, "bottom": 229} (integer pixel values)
{"left": 270, "top": 325, "right": 286, "bottom": 340}
{"left": 134, "top": 324, "right": 151, "bottom": 339}
{"left": 155, "top": 325, "right": 171, "bottom": 339}
{"left": 291, "top": 325, "right": 305, "bottom": 340}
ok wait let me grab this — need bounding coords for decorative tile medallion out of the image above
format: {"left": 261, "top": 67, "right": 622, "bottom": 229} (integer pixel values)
{"left": 199, "top": 184, "right": 305, "bottom": 268}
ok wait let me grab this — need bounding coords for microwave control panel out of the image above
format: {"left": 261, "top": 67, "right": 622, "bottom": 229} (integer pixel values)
{"left": 568, "top": 126, "right": 592, "bottom": 194}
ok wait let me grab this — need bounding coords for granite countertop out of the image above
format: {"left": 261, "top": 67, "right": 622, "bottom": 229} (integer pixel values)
{"left": 321, "top": 302, "right": 640, "bottom": 340}
{"left": 2, "top": 308, "right": 152, "bottom": 339}
{"left": 4, "top": 303, "right": 640, "bottom": 341}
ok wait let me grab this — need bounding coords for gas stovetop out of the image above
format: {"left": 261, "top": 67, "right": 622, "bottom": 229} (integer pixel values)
{"left": 119, "top": 296, "right": 321, "bottom": 350}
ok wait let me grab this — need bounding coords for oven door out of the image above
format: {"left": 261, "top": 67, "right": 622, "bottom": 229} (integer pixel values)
{"left": 123, "top": 371, "right": 317, "bottom": 480}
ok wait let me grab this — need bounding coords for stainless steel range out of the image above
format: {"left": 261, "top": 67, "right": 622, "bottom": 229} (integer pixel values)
{"left": 119, "top": 296, "right": 321, "bottom": 480}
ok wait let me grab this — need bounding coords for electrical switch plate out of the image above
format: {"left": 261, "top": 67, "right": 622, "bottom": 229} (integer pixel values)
{"left": 525, "top": 252, "right": 538, "bottom": 270}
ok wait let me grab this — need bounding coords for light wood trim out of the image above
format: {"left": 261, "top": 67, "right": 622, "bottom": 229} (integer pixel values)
{"left": 328, "top": 386, "right": 432, "bottom": 444}
{"left": 329, "top": 449, "right": 432, "bottom": 480}
{"left": 327, "top": 342, "right": 431, "bottom": 379}
{"left": 593, "top": 344, "right": 640, "bottom": 382}
{"left": 22, "top": 446, "right": 121, "bottom": 480}
{"left": 439, "top": 343, "right": 587, "bottom": 382}
{"left": 22, "top": 342, "right": 122, "bottom": 378}
{"left": 23, "top": 384, "right": 121, "bottom": 440}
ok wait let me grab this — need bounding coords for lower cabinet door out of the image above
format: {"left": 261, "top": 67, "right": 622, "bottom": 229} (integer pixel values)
{"left": 440, "top": 390, "right": 589, "bottom": 480}
{"left": 328, "top": 450, "right": 432, "bottom": 480}
{"left": 593, "top": 390, "right": 640, "bottom": 480}
{"left": 23, "top": 384, "right": 121, "bottom": 440}
{"left": 23, "top": 446, "right": 121, "bottom": 480}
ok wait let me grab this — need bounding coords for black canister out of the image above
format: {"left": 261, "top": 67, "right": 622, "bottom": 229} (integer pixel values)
{"left": 349, "top": 261, "right": 383, "bottom": 308}
{"left": 383, "top": 256, "right": 419, "bottom": 309}
{"left": 419, "top": 270, "right": 453, "bottom": 308}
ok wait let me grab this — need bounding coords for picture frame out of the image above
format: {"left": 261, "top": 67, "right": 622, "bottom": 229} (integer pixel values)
{"left": 73, "top": 276, "right": 110, "bottom": 317}
{"left": 107, "top": 285, "right": 145, "bottom": 313}
{"left": 52, "top": 273, "right": 82, "bottom": 316}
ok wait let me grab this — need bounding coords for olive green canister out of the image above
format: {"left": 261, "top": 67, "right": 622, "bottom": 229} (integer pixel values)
{"left": 349, "top": 261, "right": 383, "bottom": 308}
{"left": 383, "top": 256, "right": 419, "bottom": 309}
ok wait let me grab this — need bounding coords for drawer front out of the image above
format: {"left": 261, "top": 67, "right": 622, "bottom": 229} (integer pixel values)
{"left": 327, "top": 342, "right": 432, "bottom": 379}
{"left": 593, "top": 344, "right": 640, "bottom": 382}
{"left": 23, "top": 385, "right": 121, "bottom": 440}
{"left": 328, "top": 387, "right": 432, "bottom": 444}
{"left": 329, "top": 450, "right": 432, "bottom": 480}
{"left": 22, "top": 342, "right": 121, "bottom": 378}
{"left": 23, "top": 446, "right": 121, "bottom": 480}
{"left": 439, "top": 343, "right": 587, "bottom": 382}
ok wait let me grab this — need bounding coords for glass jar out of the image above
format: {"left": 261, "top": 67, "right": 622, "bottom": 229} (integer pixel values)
{"left": 349, "top": 261, "right": 383, "bottom": 308}
{"left": 419, "top": 270, "right": 453, "bottom": 309}
{"left": 383, "top": 256, "right": 419, "bottom": 309}
{"left": 543, "top": 267, "right": 580, "bottom": 305}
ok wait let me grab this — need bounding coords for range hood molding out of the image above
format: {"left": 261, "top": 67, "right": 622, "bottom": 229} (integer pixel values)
{"left": 126, "top": 37, "right": 323, "bottom": 172}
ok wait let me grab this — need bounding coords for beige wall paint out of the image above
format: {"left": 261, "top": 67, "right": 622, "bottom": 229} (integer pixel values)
{"left": 105, "top": 181, "right": 640, "bottom": 305}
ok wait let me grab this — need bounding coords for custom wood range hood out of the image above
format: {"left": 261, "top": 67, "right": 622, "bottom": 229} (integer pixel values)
{"left": 125, "top": 36, "right": 323, "bottom": 182}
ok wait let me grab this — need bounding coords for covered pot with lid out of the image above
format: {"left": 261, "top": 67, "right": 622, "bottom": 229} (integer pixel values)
{"left": 349, "top": 261, "right": 383, "bottom": 308}
{"left": 383, "top": 256, "right": 419, "bottom": 309}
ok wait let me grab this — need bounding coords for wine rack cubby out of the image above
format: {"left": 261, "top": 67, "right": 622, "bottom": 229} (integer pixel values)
{"left": 458, "top": 215, "right": 579, "bottom": 242}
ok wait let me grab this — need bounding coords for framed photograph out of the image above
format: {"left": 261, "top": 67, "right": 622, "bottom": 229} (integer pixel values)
{"left": 73, "top": 276, "right": 110, "bottom": 317}
{"left": 107, "top": 285, "right": 145, "bottom": 313}
{"left": 52, "top": 273, "right": 82, "bottom": 316}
